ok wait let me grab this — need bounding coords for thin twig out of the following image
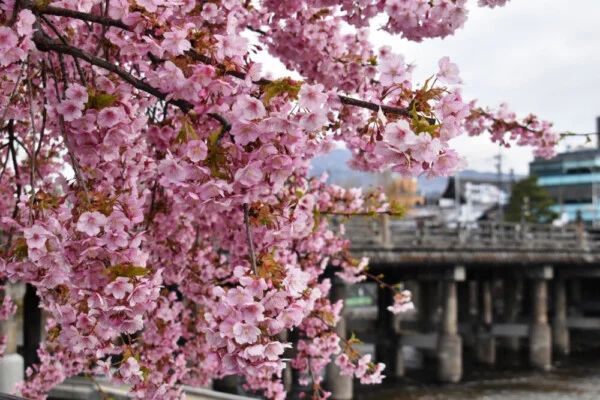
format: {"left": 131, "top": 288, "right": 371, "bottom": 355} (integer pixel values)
{"left": 35, "top": 60, "right": 48, "bottom": 159}
{"left": 59, "top": 115, "right": 91, "bottom": 203}
{"left": 9, "top": 0, "right": 22, "bottom": 26}
{"left": 48, "top": 64, "right": 91, "bottom": 202}
{"left": 26, "top": 58, "right": 37, "bottom": 223}
{"left": 39, "top": 15, "right": 87, "bottom": 85}
{"left": 5, "top": 120, "right": 22, "bottom": 252}
{"left": 84, "top": 374, "right": 110, "bottom": 400}
{"left": 0, "top": 63, "right": 26, "bottom": 128}
{"left": 243, "top": 203, "right": 258, "bottom": 276}
{"left": 0, "top": 149, "right": 11, "bottom": 182}
{"left": 144, "top": 179, "right": 158, "bottom": 230}
{"left": 307, "top": 357, "right": 323, "bottom": 400}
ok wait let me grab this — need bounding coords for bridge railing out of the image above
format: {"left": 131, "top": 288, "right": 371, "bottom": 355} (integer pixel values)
{"left": 344, "top": 216, "right": 592, "bottom": 250}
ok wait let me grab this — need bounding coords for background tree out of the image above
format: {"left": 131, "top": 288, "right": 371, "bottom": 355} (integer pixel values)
{"left": 505, "top": 176, "right": 558, "bottom": 223}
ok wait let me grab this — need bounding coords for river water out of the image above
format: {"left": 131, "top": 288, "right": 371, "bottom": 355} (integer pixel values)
{"left": 355, "top": 340, "right": 600, "bottom": 400}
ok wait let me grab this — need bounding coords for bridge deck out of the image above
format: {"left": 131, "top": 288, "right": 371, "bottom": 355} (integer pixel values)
{"left": 345, "top": 218, "right": 600, "bottom": 268}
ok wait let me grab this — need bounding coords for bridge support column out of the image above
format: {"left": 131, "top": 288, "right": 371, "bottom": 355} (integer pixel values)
{"left": 529, "top": 279, "right": 552, "bottom": 370}
{"left": 0, "top": 283, "right": 25, "bottom": 394}
{"left": 499, "top": 279, "right": 522, "bottom": 352}
{"left": 552, "top": 279, "right": 569, "bottom": 356}
{"left": 395, "top": 335, "right": 405, "bottom": 377}
{"left": 419, "top": 281, "right": 438, "bottom": 333}
{"left": 569, "top": 279, "right": 582, "bottom": 316}
{"left": 327, "top": 282, "right": 353, "bottom": 400}
{"left": 437, "top": 280, "right": 462, "bottom": 383}
{"left": 475, "top": 281, "right": 495, "bottom": 365}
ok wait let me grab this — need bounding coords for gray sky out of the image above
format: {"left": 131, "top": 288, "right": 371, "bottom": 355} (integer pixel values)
{"left": 255, "top": 0, "right": 600, "bottom": 175}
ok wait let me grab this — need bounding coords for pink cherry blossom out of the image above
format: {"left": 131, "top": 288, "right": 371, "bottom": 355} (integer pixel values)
{"left": 97, "top": 107, "right": 126, "bottom": 128}
{"left": 298, "top": 84, "right": 328, "bottom": 110}
{"left": 23, "top": 225, "right": 48, "bottom": 250}
{"left": 0, "top": 27, "right": 18, "bottom": 51}
{"left": 120, "top": 357, "right": 143, "bottom": 382}
{"left": 234, "top": 161, "right": 264, "bottom": 187}
{"left": 76, "top": 212, "right": 108, "bottom": 236}
{"left": 186, "top": 140, "right": 208, "bottom": 163}
{"left": 105, "top": 277, "right": 134, "bottom": 300}
{"left": 56, "top": 100, "right": 83, "bottom": 122}
{"left": 162, "top": 29, "right": 191, "bottom": 56}
{"left": 264, "top": 342, "right": 286, "bottom": 361}
{"left": 437, "top": 56, "right": 462, "bottom": 84}
{"left": 66, "top": 84, "right": 89, "bottom": 105}
{"left": 158, "top": 157, "right": 187, "bottom": 184}
{"left": 379, "top": 54, "right": 408, "bottom": 86}
{"left": 232, "top": 322, "right": 261, "bottom": 345}
{"left": 232, "top": 95, "right": 267, "bottom": 121}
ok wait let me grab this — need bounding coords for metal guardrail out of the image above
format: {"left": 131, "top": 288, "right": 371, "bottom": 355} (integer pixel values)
{"left": 0, "top": 394, "right": 27, "bottom": 400}
{"left": 344, "top": 216, "right": 597, "bottom": 251}
{"left": 0, "top": 378, "right": 258, "bottom": 400}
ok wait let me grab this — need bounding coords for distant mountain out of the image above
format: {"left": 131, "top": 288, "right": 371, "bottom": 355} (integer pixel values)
{"left": 309, "top": 149, "right": 522, "bottom": 197}
{"left": 310, "top": 149, "right": 375, "bottom": 188}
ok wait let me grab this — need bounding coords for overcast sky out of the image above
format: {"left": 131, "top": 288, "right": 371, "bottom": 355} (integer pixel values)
{"left": 256, "top": 0, "right": 600, "bottom": 175}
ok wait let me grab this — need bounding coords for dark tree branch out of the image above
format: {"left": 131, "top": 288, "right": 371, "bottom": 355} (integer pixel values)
{"left": 185, "top": 51, "right": 413, "bottom": 118}
{"left": 145, "top": 179, "right": 158, "bottom": 231}
{"left": 31, "top": 4, "right": 130, "bottom": 31}
{"left": 32, "top": 30, "right": 195, "bottom": 114}
{"left": 9, "top": 0, "right": 22, "bottom": 27}
{"left": 5, "top": 120, "right": 23, "bottom": 252}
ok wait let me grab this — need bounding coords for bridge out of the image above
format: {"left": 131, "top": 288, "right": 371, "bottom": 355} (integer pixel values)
{"left": 324, "top": 217, "right": 600, "bottom": 399}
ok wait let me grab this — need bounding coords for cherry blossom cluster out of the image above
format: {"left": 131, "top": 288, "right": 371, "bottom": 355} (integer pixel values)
{"left": 466, "top": 102, "right": 559, "bottom": 159}
{"left": 0, "top": 0, "right": 566, "bottom": 398}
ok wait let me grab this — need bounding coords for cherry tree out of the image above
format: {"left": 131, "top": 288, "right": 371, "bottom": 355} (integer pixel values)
{"left": 0, "top": 0, "right": 558, "bottom": 399}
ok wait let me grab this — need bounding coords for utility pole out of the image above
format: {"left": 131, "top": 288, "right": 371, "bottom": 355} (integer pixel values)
{"left": 455, "top": 172, "right": 461, "bottom": 225}
{"left": 495, "top": 151, "right": 504, "bottom": 222}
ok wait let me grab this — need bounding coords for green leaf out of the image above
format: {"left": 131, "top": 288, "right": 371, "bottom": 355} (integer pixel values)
{"left": 140, "top": 366, "right": 151, "bottom": 382}
{"left": 263, "top": 79, "right": 302, "bottom": 106}
{"left": 122, "top": 266, "right": 150, "bottom": 277}
{"left": 208, "top": 129, "right": 221, "bottom": 146}
{"left": 103, "top": 264, "right": 149, "bottom": 278}
{"left": 176, "top": 120, "right": 199, "bottom": 144}
{"left": 389, "top": 200, "right": 406, "bottom": 218}
{"left": 87, "top": 93, "right": 119, "bottom": 110}
{"left": 312, "top": 208, "right": 321, "bottom": 233}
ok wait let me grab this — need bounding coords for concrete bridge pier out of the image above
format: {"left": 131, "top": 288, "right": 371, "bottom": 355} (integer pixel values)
{"left": 419, "top": 281, "right": 440, "bottom": 333}
{"left": 437, "top": 274, "right": 462, "bottom": 383}
{"left": 499, "top": 279, "right": 522, "bottom": 353}
{"left": 552, "top": 279, "right": 570, "bottom": 356}
{"left": 568, "top": 279, "right": 582, "bottom": 316}
{"left": 327, "top": 281, "right": 353, "bottom": 400}
{"left": 529, "top": 269, "right": 552, "bottom": 370}
{"left": 475, "top": 281, "right": 496, "bottom": 365}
